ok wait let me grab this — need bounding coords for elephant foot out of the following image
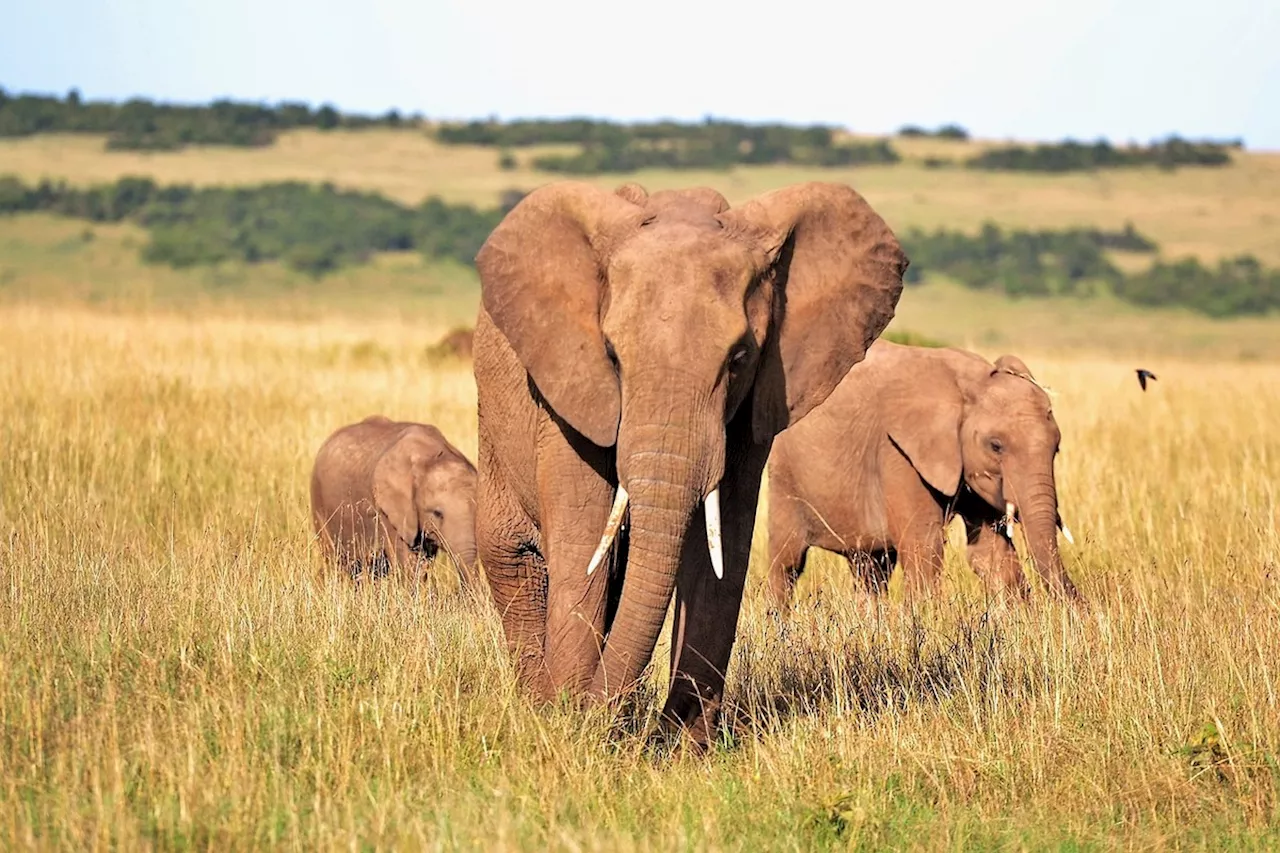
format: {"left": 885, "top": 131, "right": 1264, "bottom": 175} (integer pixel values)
{"left": 659, "top": 682, "right": 725, "bottom": 753}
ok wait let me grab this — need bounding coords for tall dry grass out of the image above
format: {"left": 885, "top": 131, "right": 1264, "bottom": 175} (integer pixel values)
{"left": 2, "top": 303, "right": 1278, "bottom": 850}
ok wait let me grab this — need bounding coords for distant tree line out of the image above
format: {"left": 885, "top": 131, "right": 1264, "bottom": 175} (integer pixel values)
{"left": 2, "top": 87, "right": 1248, "bottom": 176}
{"left": 438, "top": 117, "right": 902, "bottom": 172}
{"left": 964, "top": 136, "right": 1241, "bottom": 172}
{"left": 900, "top": 222, "right": 1280, "bottom": 317}
{"left": 2, "top": 174, "right": 1276, "bottom": 316}
{"left": 528, "top": 138, "right": 900, "bottom": 173}
{"left": 897, "top": 123, "right": 970, "bottom": 140}
{"left": 0, "top": 175, "right": 510, "bottom": 276}
{"left": 0, "top": 86, "right": 412, "bottom": 151}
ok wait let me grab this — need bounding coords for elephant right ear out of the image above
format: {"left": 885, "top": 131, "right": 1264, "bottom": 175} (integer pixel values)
{"left": 883, "top": 359, "right": 965, "bottom": 497}
{"left": 475, "top": 182, "right": 645, "bottom": 448}
{"left": 372, "top": 442, "right": 424, "bottom": 549}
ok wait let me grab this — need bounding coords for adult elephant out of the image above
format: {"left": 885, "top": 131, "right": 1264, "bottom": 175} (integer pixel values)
{"left": 765, "top": 341, "right": 1081, "bottom": 610}
{"left": 472, "top": 179, "right": 908, "bottom": 746}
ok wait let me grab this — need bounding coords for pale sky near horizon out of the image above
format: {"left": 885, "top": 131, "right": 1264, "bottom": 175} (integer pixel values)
{"left": 3, "top": 0, "right": 1278, "bottom": 149}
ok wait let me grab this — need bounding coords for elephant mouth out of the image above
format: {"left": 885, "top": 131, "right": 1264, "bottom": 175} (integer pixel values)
{"left": 410, "top": 533, "right": 440, "bottom": 560}
{"left": 585, "top": 482, "right": 725, "bottom": 580}
{"left": 995, "top": 500, "right": 1074, "bottom": 546}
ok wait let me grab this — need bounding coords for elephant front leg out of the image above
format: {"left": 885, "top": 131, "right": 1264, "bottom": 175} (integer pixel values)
{"left": 963, "top": 515, "right": 1030, "bottom": 603}
{"left": 764, "top": 495, "right": 810, "bottom": 615}
{"left": 477, "top": 481, "right": 551, "bottom": 700}
{"left": 846, "top": 548, "right": 896, "bottom": 595}
{"left": 662, "top": 425, "right": 770, "bottom": 749}
{"left": 538, "top": 421, "right": 618, "bottom": 698}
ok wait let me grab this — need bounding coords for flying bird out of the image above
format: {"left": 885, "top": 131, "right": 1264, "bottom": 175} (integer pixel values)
{"left": 1135, "top": 369, "right": 1157, "bottom": 391}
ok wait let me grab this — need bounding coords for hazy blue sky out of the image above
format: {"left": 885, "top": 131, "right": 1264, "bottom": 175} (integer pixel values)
{"left": 3, "top": 0, "right": 1278, "bottom": 148}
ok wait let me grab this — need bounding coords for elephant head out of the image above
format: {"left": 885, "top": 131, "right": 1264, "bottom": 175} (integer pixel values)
{"left": 884, "top": 349, "right": 1078, "bottom": 599}
{"left": 475, "top": 180, "right": 907, "bottom": 698}
{"left": 372, "top": 440, "right": 480, "bottom": 586}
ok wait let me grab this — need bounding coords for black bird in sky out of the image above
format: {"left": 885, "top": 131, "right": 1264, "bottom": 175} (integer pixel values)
{"left": 1135, "top": 369, "right": 1157, "bottom": 391}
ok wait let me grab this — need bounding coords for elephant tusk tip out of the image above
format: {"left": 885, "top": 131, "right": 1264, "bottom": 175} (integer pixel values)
{"left": 1060, "top": 523, "right": 1075, "bottom": 545}
{"left": 586, "top": 486, "right": 630, "bottom": 576}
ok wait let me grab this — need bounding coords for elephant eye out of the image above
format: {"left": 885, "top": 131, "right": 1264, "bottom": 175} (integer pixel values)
{"left": 431, "top": 509, "right": 444, "bottom": 520}
{"left": 989, "top": 438, "right": 1004, "bottom": 454}
{"left": 728, "top": 345, "right": 749, "bottom": 370}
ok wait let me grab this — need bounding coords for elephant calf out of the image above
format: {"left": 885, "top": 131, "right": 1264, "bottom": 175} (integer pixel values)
{"left": 766, "top": 340, "right": 1081, "bottom": 610}
{"left": 310, "top": 415, "right": 480, "bottom": 586}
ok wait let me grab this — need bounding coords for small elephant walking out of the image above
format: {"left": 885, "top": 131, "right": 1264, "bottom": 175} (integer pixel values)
{"left": 310, "top": 415, "right": 480, "bottom": 586}
{"left": 766, "top": 341, "right": 1081, "bottom": 611}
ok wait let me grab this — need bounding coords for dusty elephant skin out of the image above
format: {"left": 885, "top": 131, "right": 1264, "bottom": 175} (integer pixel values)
{"left": 766, "top": 341, "right": 1082, "bottom": 611}
{"left": 471, "top": 179, "right": 908, "bottom": 748}
{"left": 310, "top": 415, "right": 480, "bottom": 587}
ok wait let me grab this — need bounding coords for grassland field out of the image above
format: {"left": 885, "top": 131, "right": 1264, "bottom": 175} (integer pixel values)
{"left": 1, "top": 130, "right": 1279, "bottom": 849}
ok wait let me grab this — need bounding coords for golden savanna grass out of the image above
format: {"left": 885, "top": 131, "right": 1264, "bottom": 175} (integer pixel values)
{"left": 3, "top": 130, "right": 1279, "bottom": 264}
{"left": 2, "top": 127, "right": 1279, "bottom": 848}
{"left": 3, "top": 301, "right": 1279, "bottom": 849}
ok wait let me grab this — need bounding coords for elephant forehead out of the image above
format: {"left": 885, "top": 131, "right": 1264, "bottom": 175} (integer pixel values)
{"left": 421, "top": 461, "right": 476, "bottom": 491}
{"left": 989, "top": 378, "right": 1053, "bottom": 413}
{"left": 973, "top": 385, "right": 1058, "bottom": 436}
{"left": 608, "top": 225, "right": 756, "bottom": 291}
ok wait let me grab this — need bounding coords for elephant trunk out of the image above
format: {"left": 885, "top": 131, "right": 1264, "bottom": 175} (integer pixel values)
{"left": 1011, "top": 468, "right": 1079, "bottom": 600}
{"left": 454, "top": 539, "right": 480, "bottom": 588}
{"left": 588, "top": 411, "right": 719, "bottom": 702}
{"left": 439, "top": 517, "right": 480, "bottom": 589}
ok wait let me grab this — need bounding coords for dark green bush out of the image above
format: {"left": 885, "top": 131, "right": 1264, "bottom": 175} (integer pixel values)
{"left": 898, "top": 220, "right": 1279, "bottom": 316}
{"left": 898, "top": 124, "right": 969, "bottom": 141}
{"left": 0, "top": 85, "right": 410, "bottom": 151}
{"left": 0, "top": 174, "right": 504, "bottom": 276}
{"left": 966, "top": 135, "right": 1235, "bottom": 172}
{"left": 437, "top": 117, "right": 900, "bottom": 173}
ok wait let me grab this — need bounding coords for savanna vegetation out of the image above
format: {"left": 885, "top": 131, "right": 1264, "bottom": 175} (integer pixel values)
{"left": 0, "top": 85, "right": 411, "bottom": 151}
{"left": 2, "top": 298, "right": 1278, "bottom": 850}
{"left": 3, "top": 86, "right": 1241, "bottom": 174}
{"left": 2, "top": 96, "right": 1279, "bottom": 848}
{"left": 440, "top": 116, "right": 903, "bottom": 172}
{"left": 4, "top": 170, "right": 1278, "bottom": 316}
{"left": 964, "top": 136, "right": 1242, "bottom": 173}
{"left": 897, "top": 123, "right": 971, "bottom": 141}
{"left": 0, "top": 175, "right": 515, "bottom": 276}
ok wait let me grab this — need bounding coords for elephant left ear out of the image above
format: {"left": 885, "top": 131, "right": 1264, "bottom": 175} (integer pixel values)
{"left": 722, "top": 182, "right": 909, "bottom": 443}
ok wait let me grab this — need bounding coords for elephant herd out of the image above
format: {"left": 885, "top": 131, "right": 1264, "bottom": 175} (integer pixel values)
{"left": 309, "top": 179, "right": 1083, "bottom": 750}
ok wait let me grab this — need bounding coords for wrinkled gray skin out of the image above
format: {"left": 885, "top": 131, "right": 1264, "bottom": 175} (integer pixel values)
{"left": 472, "top": 179, "right": 908, "bottom": 749}
{"left": 310, "top": 415, "right": 480, "bottom": 586}
{"left": 766, "top": 341, "right": 1081, "bottom": 610}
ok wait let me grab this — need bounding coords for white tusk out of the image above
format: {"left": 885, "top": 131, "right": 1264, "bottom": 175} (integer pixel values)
{"left": 586, "top": 486, "right": 630, "bottom": 576}
{"left": 705, "top": 487, "right": 724, "bottom": 580}
{"left": 1059, "top": 521, "right": 1075, "bottom": 545}
{"left": 1002, "top": 501, "right": 1016, "bottom": 541}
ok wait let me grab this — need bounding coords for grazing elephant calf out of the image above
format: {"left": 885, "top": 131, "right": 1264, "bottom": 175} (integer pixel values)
{"left": 766, "top": 341, "right": 1081, "bottom": 610}
{"left": 310, "top": 415, "right": 480, "bottom": 586}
